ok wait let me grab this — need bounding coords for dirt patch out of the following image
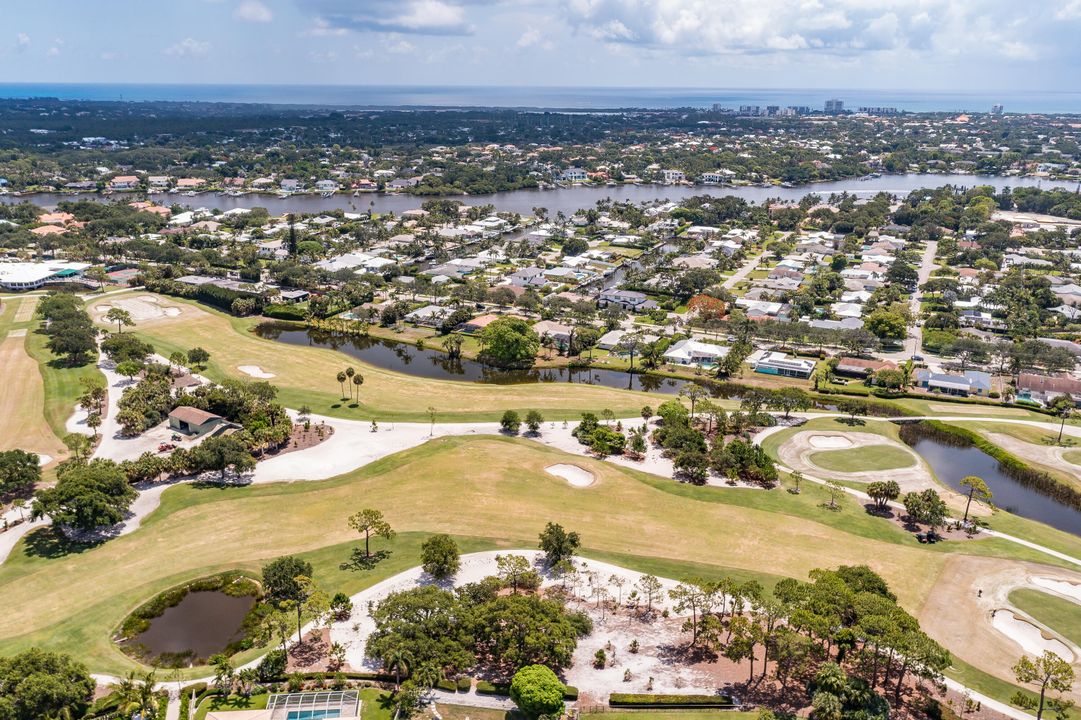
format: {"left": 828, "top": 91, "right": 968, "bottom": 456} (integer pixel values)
{"left": 238, "top": 365, "right": 275, "bottom": 379}
{"left": 7, "top": 328, "right": 26, "bottom": 337}
{"left": 545, "top": 463, "right": 595, "bottom": 488}
{"left": 261, "top": 422, "right": 335, "bottom": 460}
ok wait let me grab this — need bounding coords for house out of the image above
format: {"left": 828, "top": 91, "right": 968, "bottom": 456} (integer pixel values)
{"left": 914, "top": 369, "right": 992, "bottom": 397}
{"left": 662, "top": 169, "right": 685, "bottom": 184}
{"left": 834, "top": 357, "right": 896, "bottom": 378}
{"left": 148, "top": 175, "right": 171, "bottom": 189}
{"left": 663, "top": 338, "right": 730, "bottom": 367}
{"left": 168, "top": 406, "right": 224, "bottom": 437}
{"left": 561, "top": 168, "right": 588, "bottom": 183}
{"left": 460, "top": 313, "right": 502, "bottom": 334}
{"left": 598, "top": 289, "right": 658, "bottom": 312}
{"left": 754, "top": 352, "right": 816, "bottom": 379}
{"left": 109, "top": 175, "right": 139, "bottom": 190}
{"left": 280, "top": 179, "right": 300, "bottom": 192}
{"left": 278, "top": 289, "right": 310, "bottom": 304}
{"left": 404, "top": 304, "right": 450, "bottom": 327}
{"left": 176, "top": 178, "right": 206, "bottom": 190}
{"left": 1017, "top": 373, "right": 1081, "bottom": 406}
{"left": 532, "top": 320, "right": 573, "bottom": 350}
{"left": 206, "top": 691, "right": 360, "bottom": 720}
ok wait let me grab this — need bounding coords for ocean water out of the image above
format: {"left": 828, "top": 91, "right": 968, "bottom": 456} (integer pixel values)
{"left": 0, "top": 83, "right": 1079, "bottom": 113}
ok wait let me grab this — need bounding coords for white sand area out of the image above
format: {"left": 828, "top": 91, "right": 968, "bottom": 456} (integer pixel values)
{"left": 992, "top": 610, "right": 1074, "bottom": 660}
{"left": 546, "top": 463, "right": 595, "bottom": 487}
{"left": 807, "top": 434, "right": 854, "bottom": 449}
{"left": 1032, "top": 576, "right": 1081, "bottom": 603}
{"left": 238, "top": 365, "right": 276, "bottom": 379}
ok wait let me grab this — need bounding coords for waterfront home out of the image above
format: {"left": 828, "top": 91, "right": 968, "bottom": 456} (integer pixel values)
{"left": 914, "top": 369, "right": 992, "bottom": 397}
{"left": 663, "top": 338, "right": 730, "bottom": 367}
{"left": 1017, "top": 373, "right": 1081, "bottom": 406}
{"left": 404, "top": 304, "right": 450, "bottom": 328}
{"left": 753, "top": 352, "right": 816, "bottom": 379}
{"left": 532, "top": 320, "right": 573, "bottom": 350}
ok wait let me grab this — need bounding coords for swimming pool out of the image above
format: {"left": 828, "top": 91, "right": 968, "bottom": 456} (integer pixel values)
{"left": 286, "top": 710, "right": 341, "bottom": 720}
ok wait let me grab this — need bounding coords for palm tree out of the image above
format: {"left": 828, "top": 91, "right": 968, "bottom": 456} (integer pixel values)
{"left": 336, "top": 371, "right": 348, "bottom": 399}
{"left": 345, "top": 367, "right": 356, "bottom": 399}
{"left": 383, "top": 647, "right": 413, "bottom": 689}
{"left": 352, "top": 373, "right": 364, "bottom": 401}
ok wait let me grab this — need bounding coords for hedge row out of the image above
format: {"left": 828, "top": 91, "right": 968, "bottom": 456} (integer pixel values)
{"left": 177, "top": 682, "right": 208, "bottom": 719}
{"left": 475, "top": 680, "right": 577, "bottom": 700}
{"left": 899, "top": 420, "right": 1081, "bottom": 511}
{"left": 263, "top": 304, "right": 308, "bottom": 321}
{"left": 609, "top": 694, "right": 736, "bottom": 708}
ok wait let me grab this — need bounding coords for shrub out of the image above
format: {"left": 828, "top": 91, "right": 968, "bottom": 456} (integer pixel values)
{"left": 257, "top": 650, "right": 287, "bottom": 682}
{"left": 476, "top": 680, "right": 510, "bottom": 696}
{"left": 436, "top": 679, "right": 457, "bottom": 692}
{"left": 510, "top": 665, "right": 566, "bottom": 718}
{"left": 457, "top": 676, "right": 473, "bottom": 692}
{"left": 263, "top": 304, "right": 308, "bottom": 321}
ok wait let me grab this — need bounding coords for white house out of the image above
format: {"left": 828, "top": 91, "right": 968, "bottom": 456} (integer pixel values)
{"left": 753, "top": 351, "right": 816, "bottom": 379}
{"left": 663, "top": 338, "right": 730, "bottom": 367}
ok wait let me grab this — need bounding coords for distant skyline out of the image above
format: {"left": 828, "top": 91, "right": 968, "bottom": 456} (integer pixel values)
{"left": 3, "top": 1, "right": 1081, "bottom": 92}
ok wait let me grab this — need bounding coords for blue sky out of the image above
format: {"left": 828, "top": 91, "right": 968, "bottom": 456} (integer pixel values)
{"left": 3, "top": 0, "right": 1081, "bottom": 89}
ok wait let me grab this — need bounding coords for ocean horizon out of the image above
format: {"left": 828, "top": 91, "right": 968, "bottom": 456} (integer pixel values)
{"left": 1, "top": 83, "right": 1080, "bottom": 113}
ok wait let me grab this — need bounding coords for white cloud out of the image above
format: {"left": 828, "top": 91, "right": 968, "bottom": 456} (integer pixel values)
{"left": 15, "top": 33, "right": 30, "bottom": 52}
{"left": 295, "top": 0, "right": 491, "bottom": 35}
{"left": 385, "top": 38, "right": 417, "bottom": 54}
{"left": 516, "top": 28, "right": 553, "bottom": 50}
{"left": 164, "top": 38, "right": 211, "bottom": 57}
{"left": 100, "top": 51, "right": 122, "bottom": 61}
{"left": 234, "top": 0, "right": 273, "bottom": 22}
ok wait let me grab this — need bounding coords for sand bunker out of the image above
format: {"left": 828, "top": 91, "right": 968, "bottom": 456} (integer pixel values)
{"left": 238, "top": 365, "right": 275, "bottom": 379}
{"left": 545, "top": 464, "right": 595, "bottom": 488}
{"left": 992, "top": 610, "right": 1074, "bottom": 661}
{"left": 36, "top": 455, "right": 52, "bottom": 466}
{"left": 808, "top": 434, "right": 854, "bottom": 450}
{"left": 1032, "top": 577, "right": 1081, "bottom": 603}
{"left": 96, "top": 296, "right": 181, "bottom": 322}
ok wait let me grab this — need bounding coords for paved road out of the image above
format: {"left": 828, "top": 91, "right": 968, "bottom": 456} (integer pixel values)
{"left": 880, "top": 239, "right": 938, "bottom": 362}
{"left": 722, "top": 251, "right": 767, "bottom": 289}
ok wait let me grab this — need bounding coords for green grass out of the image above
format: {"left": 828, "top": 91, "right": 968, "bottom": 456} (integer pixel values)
{"left": 809, "top": 445, "right": 916, "bottom": 473}
{"left": 944, "top": 654, "right": 1078, "bottom": 720}
{"left": 194, "top": 692, "right": 269, "bottom": 719}
{"left": 24, "top": 325, "right": 104, "bottom": 441}
{"left": 0, "top": 435, "right": 964, "bottom": 677}
{"left": 121, "top": 293, "right": 657, "bottom": 423}
{"left": 1064, "top": 449, "right": 1081, "bottom": 466}
{"left": 1008, "top": 588, "right": 1081, "bottom": 646}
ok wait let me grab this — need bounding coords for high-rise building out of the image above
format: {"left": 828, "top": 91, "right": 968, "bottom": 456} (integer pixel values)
{"left": 991, "top": 104, "right": 1005, "bottom": 115}
{"left": 825, "top": 99, "right": 844, "bottom": 114}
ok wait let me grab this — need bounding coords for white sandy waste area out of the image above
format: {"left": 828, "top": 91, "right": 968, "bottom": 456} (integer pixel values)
{"left": 238, "top": 365, "right": 275, "bottom": 379}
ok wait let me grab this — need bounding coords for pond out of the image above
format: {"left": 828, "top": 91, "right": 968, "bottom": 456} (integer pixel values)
{"left": 255, "top": 321, "right": 699, "bottom": 395}
{"left": 128, "top": 590, "right": 256, "bottom": 665}
{"left": 901, "top": 426, "right": 1081, "bottom": 536}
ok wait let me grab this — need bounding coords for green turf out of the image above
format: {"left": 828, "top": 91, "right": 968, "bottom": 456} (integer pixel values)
{"left": 1008, "top": 588, "right": 1081, "bottom": 647}
{"left": 194, "top": 692, "right": 269, "bottom": 719}
{"left": 809, "top": 445, "right": 916, "bottom": 473}
{"left": 23, "top": 325, "right": 104, "bottom": 441}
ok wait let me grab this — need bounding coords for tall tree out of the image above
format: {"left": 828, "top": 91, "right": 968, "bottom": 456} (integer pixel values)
{"left": 348, "top": 508, "right": 395, "bottom": 558}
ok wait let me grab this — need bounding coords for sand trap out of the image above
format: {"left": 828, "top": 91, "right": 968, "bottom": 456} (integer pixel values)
{"left": 96, "top": 296, "right": 182, "bottom": 322}
{"left": 545, "top": 463, "right": 595, "bottom": 487}
{"left": 7, "top": 329, "right": 26, "bottom": 337}
{"left": 808, "top": 434, "right": 854, "bottom": 449}
{"left": 992, "top": 610, "right": 1074, "bottom": 660}
{"left": 238, "top": 365, "right": 275, "bottom": 379}
{"left": 36, "top": 454, "right": 52, "bottom": 466}
{"left": 1032, "top": 577, "right": 1081, "bottom": 603}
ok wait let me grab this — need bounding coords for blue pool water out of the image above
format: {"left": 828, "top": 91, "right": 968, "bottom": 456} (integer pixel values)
{"left": 286, "top": 710, "right": 341, "bottom": 720}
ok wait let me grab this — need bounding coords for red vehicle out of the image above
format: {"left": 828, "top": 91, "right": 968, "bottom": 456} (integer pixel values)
{"left": 157, "top": 442, "right": 177, "bottom": 453}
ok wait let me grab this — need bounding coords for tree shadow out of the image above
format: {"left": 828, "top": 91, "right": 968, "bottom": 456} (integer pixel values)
{"left": 22, "top": 526, "right": 98, "bottom": 559}
{"left": 339, "top": 548, "right": 392, "bottom": 571}
{"left": 839, "top": 417, "right": 866, "bottom": 426}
